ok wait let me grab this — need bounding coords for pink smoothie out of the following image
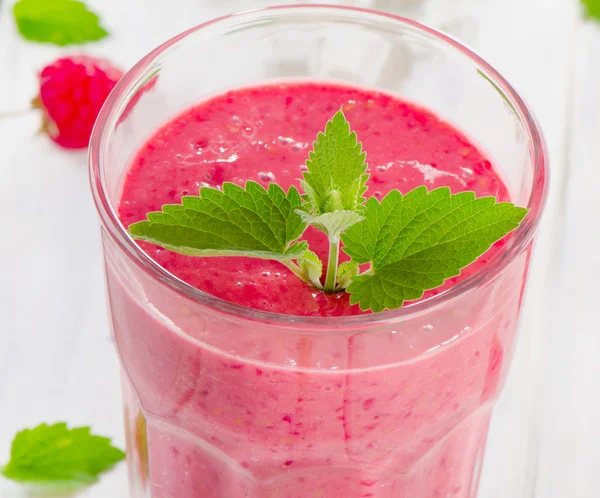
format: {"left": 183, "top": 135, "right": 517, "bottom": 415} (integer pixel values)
{"left": 119, "top": 83, "right": 509, "bottom": 317}
{"left": 109, "top": 82, "right": 529, "bottom": 498}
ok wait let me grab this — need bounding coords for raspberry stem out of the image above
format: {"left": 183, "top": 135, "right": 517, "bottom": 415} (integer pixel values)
{"left": 0, "top": 108, "right": 35, "bottom": 118}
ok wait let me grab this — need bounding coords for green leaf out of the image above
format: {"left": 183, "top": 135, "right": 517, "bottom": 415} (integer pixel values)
{"left": 301, "top": 109, "right": 369, "bottom": 214}
{"left": 582, "top": 0, "right": 600, "bottom": 20}
{"left": 129, "top": 181, "right": 308, "bottom": 261}
{"left": 13, "top": 0, "right": 108, "bottom": 46}
{"left": 1, "top": 423, "right": 125, "bottom": 489}
{"left": 298, "top": 249, "right": 323, "bottom": 288}
{"left": 296, "top": 209, "right": 365, "bottom": 242}
{"left": 341, "top": 187, "right": 528, "bottom": 312}
{"left": 336, "top": 261, "right": 359, "bottom": 290}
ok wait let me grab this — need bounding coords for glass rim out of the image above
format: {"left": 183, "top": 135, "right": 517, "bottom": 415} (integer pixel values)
{"left": 89, "top": 4, "right": 549, "bottom": 328}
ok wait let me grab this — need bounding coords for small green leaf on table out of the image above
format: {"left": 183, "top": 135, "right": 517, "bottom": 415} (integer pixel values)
{"left": 1, "top": 423, "right": 125, "bottom": 489}
{"left": 582, "top": 0, "right": 600, "bottom": 20}
{"left": 13, "top": 0, "right": 109, "bottom": 46}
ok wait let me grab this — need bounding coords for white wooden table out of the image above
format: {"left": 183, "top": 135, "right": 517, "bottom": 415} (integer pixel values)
{"left": 0, "top": 1, "right": 598, "bottom": 496}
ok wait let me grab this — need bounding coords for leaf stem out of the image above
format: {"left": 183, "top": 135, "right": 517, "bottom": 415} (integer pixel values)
{"left": 324, "top": 239, "right": 340, "bottom": 292}
{"left": 282, "top": 261, "right": 310, "bottom": 284}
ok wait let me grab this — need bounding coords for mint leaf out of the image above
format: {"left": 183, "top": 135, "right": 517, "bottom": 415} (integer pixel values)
{"left": 129, "top": 181, "right": 308, "bottom": 261}
{"left": 301, "top": 109, "right": 369, "bottom": 214}
{"left": 336, "top": 261, "right": 359, "bottom": 290}
{"left": 297, "top": 210, "right": 365, "bottom": 242}
{"left": 298, "top": 249, "right": 323, "bottom": 288}
{"left": 342, "top": 187, "right": 528, "bottom": 312}
{"left": 13, "top": 0, "right": 108, "bottom": 46}
{"left": 582, "top": 0, "right": 600, "bottom": 20}
{"left": 1, "top": 423, "right": 125, "bottom": 489}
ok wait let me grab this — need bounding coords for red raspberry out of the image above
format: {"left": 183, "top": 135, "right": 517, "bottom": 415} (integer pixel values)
{"left": 34, "top": 55, "right": 123, "bottom": 149}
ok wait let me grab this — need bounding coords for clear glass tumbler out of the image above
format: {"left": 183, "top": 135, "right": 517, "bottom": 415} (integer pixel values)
{"left": 89, "top": 5, "right": 548, "bottom": 498}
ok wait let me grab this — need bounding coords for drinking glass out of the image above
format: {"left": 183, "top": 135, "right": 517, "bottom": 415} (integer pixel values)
{"left": 89, "top": 6, "right": 548, "bottom": 498}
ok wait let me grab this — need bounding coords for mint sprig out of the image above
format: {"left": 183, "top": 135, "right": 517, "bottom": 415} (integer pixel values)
{"left": 13, "top": 0, "right": 109, "bottom": 46}
{"left": 129, "top": 109, "right": 528, "bottom": 312}
{"left": 1, "top": 423, "right": 125, "bottom": 490}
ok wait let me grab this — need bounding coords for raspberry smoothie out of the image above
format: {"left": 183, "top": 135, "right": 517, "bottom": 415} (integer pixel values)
{"left": 107, "top": 83, "right": 530, "bottom": 497}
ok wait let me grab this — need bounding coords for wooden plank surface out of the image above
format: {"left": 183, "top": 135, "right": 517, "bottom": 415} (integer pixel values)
{"left": 0, "top": 1, "right": 593, "bottom": 497}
